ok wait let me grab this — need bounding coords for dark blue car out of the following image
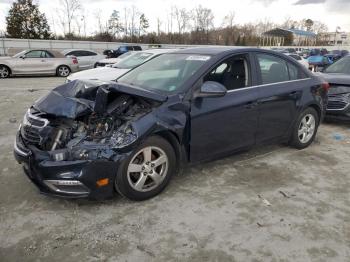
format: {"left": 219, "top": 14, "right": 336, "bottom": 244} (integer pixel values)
{"left": 14, "top": 48, "right": 328, "bottom": 201}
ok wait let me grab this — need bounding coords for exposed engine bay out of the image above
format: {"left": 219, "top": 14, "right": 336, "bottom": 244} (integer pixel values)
{"left": 20, "top": 81, "right": 159, "bottom": 161}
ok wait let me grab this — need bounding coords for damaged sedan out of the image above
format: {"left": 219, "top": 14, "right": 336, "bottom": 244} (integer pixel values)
{"left": 317, "top": 56, "right": 350, "bottom": 121}
{"left": 14, "top": 48, "right": 328, "bottom": 201}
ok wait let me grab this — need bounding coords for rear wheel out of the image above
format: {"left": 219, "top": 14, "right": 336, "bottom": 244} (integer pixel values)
{"left": 0, "top": 65, "right": 10, "bottom": 78}
{"left": 115, "top": 136, "right": 176, "bottom": 201}
{"left": 57, "top": 65, "right": 71, "bottom": 77}
{"left": 290, "top": 107, "right": 319, "bottom": 149}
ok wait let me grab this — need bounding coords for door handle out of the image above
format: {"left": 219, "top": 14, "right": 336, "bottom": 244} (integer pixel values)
{"left": 289, "top": 91, "right": 298, "bottom": 98}
{"left": 41, "top": 60, "right": 46, "bottom": 62}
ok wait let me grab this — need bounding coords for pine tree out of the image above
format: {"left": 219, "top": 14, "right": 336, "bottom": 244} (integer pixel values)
{"left": 6, "top": 0, "right": 51, "bottom": 39}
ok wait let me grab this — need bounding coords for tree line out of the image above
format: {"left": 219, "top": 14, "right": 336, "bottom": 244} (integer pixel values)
{"left": 4, "top": 0, "right": 330, "bottom": 46}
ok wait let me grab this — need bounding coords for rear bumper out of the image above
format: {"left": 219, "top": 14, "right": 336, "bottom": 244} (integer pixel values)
{"left": 14, "top": 132, "right": 119, "bottom": 200}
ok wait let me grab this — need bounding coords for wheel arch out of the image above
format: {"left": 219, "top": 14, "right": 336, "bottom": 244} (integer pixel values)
{"left": 0, "top": 64, "right": 12, "bottom": 75}
{"left": 153, "top": 130, "right": 187, "bottom": 171}
{"left": 305, "top": 103, "right": 322, "bottom": 124}
{"left": 56, "top": 64, "right": 71, "bottom": 74}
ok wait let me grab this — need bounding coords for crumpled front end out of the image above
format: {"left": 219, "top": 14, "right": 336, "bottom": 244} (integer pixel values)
{"left": 326, "top": 85, "right": 350, "bottom": 121}
{"left": 14, "top": 80, "right": 163, "bottom": 199}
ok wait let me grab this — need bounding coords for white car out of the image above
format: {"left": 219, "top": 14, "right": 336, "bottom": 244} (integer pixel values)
{"left": 62, "top": 49, "right": 105, "bottom": 70}
{"left": 287, "top": 53, "right": 309, "bottom": 68}
{"left": 67, "top": 49, "right": 177, "bottom": 82}
{"left": 95, "top": 51, "right": 134, "bottom": 67}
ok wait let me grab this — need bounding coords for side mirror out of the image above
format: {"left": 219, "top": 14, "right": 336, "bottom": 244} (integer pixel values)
{"left": 196, "top": 81, "right": 227, "bottom": 98}
{"left": 19, "top": 55, "right": 26, "bottom": 59}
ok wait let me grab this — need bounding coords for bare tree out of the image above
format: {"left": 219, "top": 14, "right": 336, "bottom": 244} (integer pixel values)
{"left": 123, "top": 7, "right": 130, "bottom": 38}
{"left": 222, "top": 11, "right": 235, "bottom": 29}
{"left": 94, "top": 9, "right": 105, "bottom": 34}
{"left": 173, "top": 6, "right": 190, "bottom": 34}
{"left": 58, "top": 0, "right": 81, "bottom": 35}
{"left": 129, "top": 6, "right": 139, "bottom": 41}
{"left": 157, "top": 17, "right": 162, "bottom": 36}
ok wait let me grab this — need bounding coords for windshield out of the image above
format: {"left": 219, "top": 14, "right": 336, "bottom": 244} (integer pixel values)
{"left": 324, "top": 57, "right": 350, "bottom": 74}
{"left": 113, "top": 52, "right": 153, "bottom": 69}
{"left": 13, "top": 50, "right": 27, "bottom": 58}
{"left": 118, "top": 53, "right": 211, "bottom": 93}
{"left": 118, "top": 51, "right": 133, "bottom": 59}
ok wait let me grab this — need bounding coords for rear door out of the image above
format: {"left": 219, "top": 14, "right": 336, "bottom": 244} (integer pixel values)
{"left": 79, "top": 51, "right": 98, "bottom": 69}
{"left": 253, "top": 52, "right": 310, "bottom": 143}
{"left": 190, "top": 53, "right": 259, "bottom": 162}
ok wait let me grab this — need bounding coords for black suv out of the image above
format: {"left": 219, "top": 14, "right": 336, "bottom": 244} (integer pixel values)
{"left": 103, "top": 46, "right": 142, "bottom": 58}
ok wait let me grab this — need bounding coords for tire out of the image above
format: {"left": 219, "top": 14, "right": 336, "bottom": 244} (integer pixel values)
{"left": 0, "top": 65, "right": 10, "bottom": 78}
{"left": 56, "top": 65, "right": 71, "bottom": 77}
{"left": 290, "top": 107, "right": 319, "bottom": 149}
{"left": 115, "top": 136, "right": 176, "bottom": 201}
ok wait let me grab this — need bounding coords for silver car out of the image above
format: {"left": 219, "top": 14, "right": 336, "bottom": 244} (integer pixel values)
{"left": 0, "top": 49, "right": 79, "bottom": 78}
{"left": 62, "top": 49, "right": 106, "bottom": 70}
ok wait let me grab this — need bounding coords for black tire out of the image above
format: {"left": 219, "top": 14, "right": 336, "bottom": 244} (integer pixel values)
{"left": 115, "top": 136, "right": 176, "bottom": 201}
{"left": 0, "top": 65, "right": 11, "bottom": 78}
{"left": 56, "top": 65, "right": 71, "bottom": 77}
{"left": 290, "top": 107, "right": 319, "bottom": 149}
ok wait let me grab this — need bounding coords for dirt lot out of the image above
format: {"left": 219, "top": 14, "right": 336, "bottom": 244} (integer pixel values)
{"left": 0, "top": 77, "right": 349, "bottom": 262}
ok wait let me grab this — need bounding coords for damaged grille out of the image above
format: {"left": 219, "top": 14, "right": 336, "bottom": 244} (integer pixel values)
{"left": 21, "top": 110, "right": 49, "bottom": 145}
{"left": 327, "top": 93, "right": 350, "bottom": 111}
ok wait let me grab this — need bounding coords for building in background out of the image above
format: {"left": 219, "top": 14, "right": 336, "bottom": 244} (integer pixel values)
{"left": 318, "top": 32, "right": 350, "bottom": 46}
{"left": 261, "top": 28, "right": 317, "bottom": 46}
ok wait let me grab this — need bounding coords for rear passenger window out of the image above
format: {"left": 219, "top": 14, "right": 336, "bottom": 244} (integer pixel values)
{"left": 288, "top": 62, "right": 299, "bottom": 80}
{"left": 257, "top": 53, "right": 306, "bottom": 84}
{"left": 257, "top": 54, "right": 289, "bottom": 84}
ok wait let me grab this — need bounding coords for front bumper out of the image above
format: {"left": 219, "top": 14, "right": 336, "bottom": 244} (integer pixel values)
{"left": 14, "top": 132, "right": 120, "bottom": 200}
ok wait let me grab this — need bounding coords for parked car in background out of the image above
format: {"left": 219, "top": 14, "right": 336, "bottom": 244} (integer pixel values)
{"left": 103, "top": 45, "right": 142, "bottom": 58}
{"left": 316, "top": 56, "right": 350, "bottom": 121}
{"left": 62, "top": 49, "right": 105, "bottom": 70}
{"left": 67, "top": 49, "right": 177, "bottom": 82}
{"left": 286, "top": 53, "right": 309, "bottom": 68}
{"left": 327, "top": 50, "right": 349, "bottom": 62}
{"left": 14, "top": 47, "right": 328, "bottom": 201}
{"left": 308, "top": 53, "right": 333, "bottom": 71}
{"left": 0, "top": 49, "right": 79, "bottom": 78}
{"left": 95, "top": 51, "right": 134, "bottom": 67}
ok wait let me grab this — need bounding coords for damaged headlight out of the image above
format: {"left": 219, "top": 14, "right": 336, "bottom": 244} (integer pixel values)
{"left": 110, "top": 123, "right": 138, "bottom": 149}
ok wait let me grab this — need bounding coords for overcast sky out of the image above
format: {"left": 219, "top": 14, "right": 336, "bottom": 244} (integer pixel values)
{"left": 0, "top": 0, "right": 349, "bottom": 35}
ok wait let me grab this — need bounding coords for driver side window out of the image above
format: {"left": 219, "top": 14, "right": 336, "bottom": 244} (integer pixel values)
{"left": 25, "top": 50, "right": 44, "bottom": 58}
{"left": 204, "top": 54, "right": 250, "bottom": 91}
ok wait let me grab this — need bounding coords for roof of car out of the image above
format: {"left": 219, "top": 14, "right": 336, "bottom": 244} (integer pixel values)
{"left": 142, "top": 48, "right": 178, "bottom": 54}
{"left": 63, "top": 49, "right": 95, "bottom": 53}
{"left": 24, "top": 49, "right": 65, "bottom": 58}
{"left": 170, "top": 46, "right": 271, "bottom": 56}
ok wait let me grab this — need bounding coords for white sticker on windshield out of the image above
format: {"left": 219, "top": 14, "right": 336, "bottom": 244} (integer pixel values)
{"left": 186, "top": 55, "right": 210, "bottom": 61}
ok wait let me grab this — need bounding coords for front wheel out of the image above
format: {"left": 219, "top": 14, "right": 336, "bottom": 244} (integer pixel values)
{"left": 115, "top": 136, "right": 176, "bottom": 201}
{"left": 290, "top": 107, "right": 319, "bottom": 149}
{"left": 57, "top": 65, "right": 71, "bottom": 77}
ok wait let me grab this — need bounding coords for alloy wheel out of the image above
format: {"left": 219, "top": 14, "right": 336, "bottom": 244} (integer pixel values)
{"left": 298, "top": 114, "right": 316, "bottom": 144}
{"left": 126, "top": 146, "right": 169, "bottom": 192}
{"left": 0, "top": 66, "right": 9, "bottom": 78}
{"left": 58, "top": 66, "right": 70, "bottom": 77}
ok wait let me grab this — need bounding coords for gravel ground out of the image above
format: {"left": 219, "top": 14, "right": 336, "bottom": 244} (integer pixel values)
{"left": 0, "top": 77, "right": 349, "bottom": 262}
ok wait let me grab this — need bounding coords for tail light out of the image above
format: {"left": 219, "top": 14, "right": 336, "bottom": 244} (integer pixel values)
{"left": 321, "top": 82, "right": 330, "bottom": 92}
{"left": 72, "top": 56, "right": 78, "bottom": 64}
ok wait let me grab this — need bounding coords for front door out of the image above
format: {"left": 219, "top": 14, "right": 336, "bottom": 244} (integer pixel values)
{"left": 190, "top": 53, "right": 259, "bottom": 162}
